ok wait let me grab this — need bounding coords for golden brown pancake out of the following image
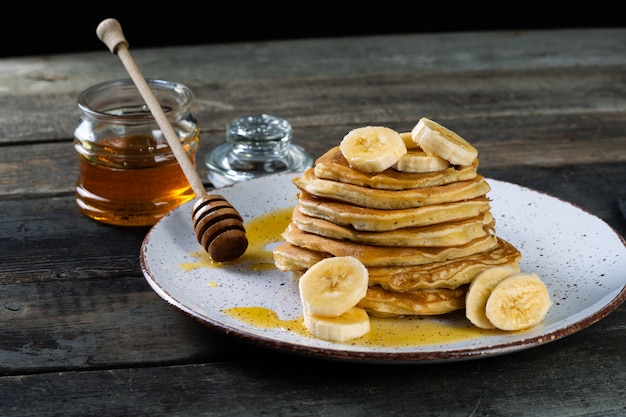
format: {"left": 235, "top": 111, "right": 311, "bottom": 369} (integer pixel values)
{"left": 272, "top": 237, "right": 521, "bottom": 290}
{"left": 273, "top": 241, "right": 329, "bottom": 271}
{"left": 367, "top": 238, "right": 521, "bottom": 290}
{"left": 357, "top": 285, "right": 468, "bottom": 317}
{"left": 314, "top": 146, "right": 478, "bottom": 190}
{"left": 281, "top": 223, "right": 499, "bottom": 267}
{"left": 297, "top": 191, "right": 492, "bottom": 232}
{"left": 291, "top": 206, "right": 495, "bottom": 247}
{"left": 293, "top": 169, "right": 491, "bottom": 210}
{"left": 272, "top": 245, "right": 473, "bottom": 317}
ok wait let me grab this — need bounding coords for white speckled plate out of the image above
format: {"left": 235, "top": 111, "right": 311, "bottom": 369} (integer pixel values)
{"left": 140, "top": 172, "right": 626, "bottom": 363}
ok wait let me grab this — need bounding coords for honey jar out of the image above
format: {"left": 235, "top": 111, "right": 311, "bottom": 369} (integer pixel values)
{"left": 74, "top": 79, "right": 200, "bottom": 226}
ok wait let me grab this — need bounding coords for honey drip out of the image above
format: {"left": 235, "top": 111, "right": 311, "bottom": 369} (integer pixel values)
{"left": 179, "top": 206, "right": 293, "bottom": 271}
{"left": 223, "top": 306, "right": 496, "bottom": 347}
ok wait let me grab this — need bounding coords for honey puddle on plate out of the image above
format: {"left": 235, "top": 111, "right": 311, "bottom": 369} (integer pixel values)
{"left": 223, "top": 306, "right": 497, "bottom": 347}
{"left": 180, "top": 206, "right": 500, "bottom": 347}
{"left": 179, "top": 206, "right": 294, "bottom": 272}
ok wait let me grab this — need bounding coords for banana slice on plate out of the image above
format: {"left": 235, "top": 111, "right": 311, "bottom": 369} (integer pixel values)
{"left": 465, "top": 266, "right": 520, "bottom": 329}
{"left": 340, "top": 126, "right": 407, "bottom": 173}
{"left": 303, "top": 306, "right": 370, "bottom": 342}
{"left": 485, "top": 273, "right": 552, "bottom": 331}
{"left": 298, "top": 256, "right": 369, "bottom": 318}
{"left": 412, "top": 117, "right": 478, "bottom": 166}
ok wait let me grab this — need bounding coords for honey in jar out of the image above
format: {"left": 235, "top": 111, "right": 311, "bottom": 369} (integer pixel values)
{"left": 74, "top": 79, "right": 200, "bottom": 226}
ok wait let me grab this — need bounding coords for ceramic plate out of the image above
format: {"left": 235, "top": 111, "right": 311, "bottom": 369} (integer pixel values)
{"left": 140, "top": 173, "right": 626, "bottom": 363}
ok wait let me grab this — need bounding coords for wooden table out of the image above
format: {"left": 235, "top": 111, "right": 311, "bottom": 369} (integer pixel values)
{"left": 1, "top": 28, "right": 625, "bottom": 416}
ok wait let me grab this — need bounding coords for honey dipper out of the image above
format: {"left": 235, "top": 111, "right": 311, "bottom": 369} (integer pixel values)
{"left": 96, "top": 18, "right": 248, "bottom": 262}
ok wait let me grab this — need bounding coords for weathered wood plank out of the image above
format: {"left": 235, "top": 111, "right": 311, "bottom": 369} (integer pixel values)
{"left": 3, "top": 29, "right": 626, "bottom": 91}
{"left": 1, "top": 29, "right": 626, "bottom": 143}
{"left": 1, "top": 65, "right": 626, "bottom": 144}
{"left": 2, "top": 110, "right": 626, "bottom": 198}
{"left": 0, "top": 196, "right": 146, "bottom": 281}
{"left": 0, "top": 320, "right": 624, "bottom": 417}
{"left": 0, "top": 274, "right": 266, "bottom": 375}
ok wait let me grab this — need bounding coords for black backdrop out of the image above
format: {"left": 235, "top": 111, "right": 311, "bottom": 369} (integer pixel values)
{"left": 4, "top": 1, "right": 626, "bottom": 58}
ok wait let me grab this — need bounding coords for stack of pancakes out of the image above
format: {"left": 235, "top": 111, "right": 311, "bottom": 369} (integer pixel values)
{"left": 273, "top": 134, "right": 522, "bottom": 318}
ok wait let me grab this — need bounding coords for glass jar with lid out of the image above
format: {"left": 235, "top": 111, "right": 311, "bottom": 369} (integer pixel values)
{"left": 204, "top": 113, "right": 313, "bottom": 187}
{"left": 74, "top": 78, "right": 200, "bottom": 226}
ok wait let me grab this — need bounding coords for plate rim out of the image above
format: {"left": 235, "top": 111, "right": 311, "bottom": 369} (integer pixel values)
{"left": 140, "top": 174, "right": 626, "bottom": 363}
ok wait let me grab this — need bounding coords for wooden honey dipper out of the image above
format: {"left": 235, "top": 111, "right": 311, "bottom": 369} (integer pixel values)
{"left": 96, "top": 18, "right": 248, "bottom": 262}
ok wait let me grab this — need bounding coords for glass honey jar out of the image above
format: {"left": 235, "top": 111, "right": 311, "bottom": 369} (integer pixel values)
{"left": 74, "top": 79, "right": 200, "bottom": 226}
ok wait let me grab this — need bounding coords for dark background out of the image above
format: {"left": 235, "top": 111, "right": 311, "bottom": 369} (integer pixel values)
{"left": 4, "top": 1, "right": 626, "bottom": 58}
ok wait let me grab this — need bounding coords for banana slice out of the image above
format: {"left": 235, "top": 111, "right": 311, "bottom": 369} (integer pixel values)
{"left": 465, "top": 266, "right": 519, "bottom": 329}
{"left": 399, "top": 132, "right": 419, "bottom": 149}
{"left": 395, "top": 131, "right": 449, "bottom": 172}
{"left": 298, "top": 256, "right": 369, "bottom": 317}
{"left": 485, "top": 273, "right": 552, "bottom": 331}
{"left": 340, "top": 126, "right": 407, "bottom": 173}
{"left": 303, "top": 306, "right": 370, "bottom": 342}
{"left": 412, "top": 117, "right": 478, "bottom": 166}
{"left": 393, "top": 149, "right": 450, "bottom": 173}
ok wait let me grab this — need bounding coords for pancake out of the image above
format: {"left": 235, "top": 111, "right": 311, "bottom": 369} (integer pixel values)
{"left": 293, "top": 169, "right": 491, "bottom": 210}
{"left": 273, "top": 241, "right": 330, "bottom": 272}
{"left": 297, "top": 191, "right": 492, "bottom": 232}
{"left": 281, "top": 223, "right": 499, "bottom": 267}
{"left": 272, "top": 237, "right": 521, "bottom": 290}
{"left": 314, "top": 146, "right": 478, "bottom": 190}
{"left": 357, "top": 285, "right": 468, "bottom": 317}
{"left": 367, "top": 238, "right": 521, "bottom": 290}
{"left": 291, "top": 206, "right": 495, "bottom": 247}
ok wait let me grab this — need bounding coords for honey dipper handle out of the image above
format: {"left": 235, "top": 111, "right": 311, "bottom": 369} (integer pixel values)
{"left": 96, "top": 18, "right": 207, "bottom": 198}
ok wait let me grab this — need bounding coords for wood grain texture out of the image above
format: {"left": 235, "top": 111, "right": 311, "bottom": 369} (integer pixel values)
{"left": 0, "top": 29, "right": 625, "bottom": 416}
{"left": 1, "top": 330, "right": 625, "bottom": 416}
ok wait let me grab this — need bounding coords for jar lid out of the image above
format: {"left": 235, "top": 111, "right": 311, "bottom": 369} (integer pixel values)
{"left": 204, "top": 114, "right": 313, "bottom": 187}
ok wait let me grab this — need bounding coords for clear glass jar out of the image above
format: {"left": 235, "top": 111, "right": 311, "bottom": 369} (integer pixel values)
{"left": 204, "top": 114, "right": 313, "bottom": 187}
{"left": 74, "top": 79, "right": 200, "bottom": 226}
